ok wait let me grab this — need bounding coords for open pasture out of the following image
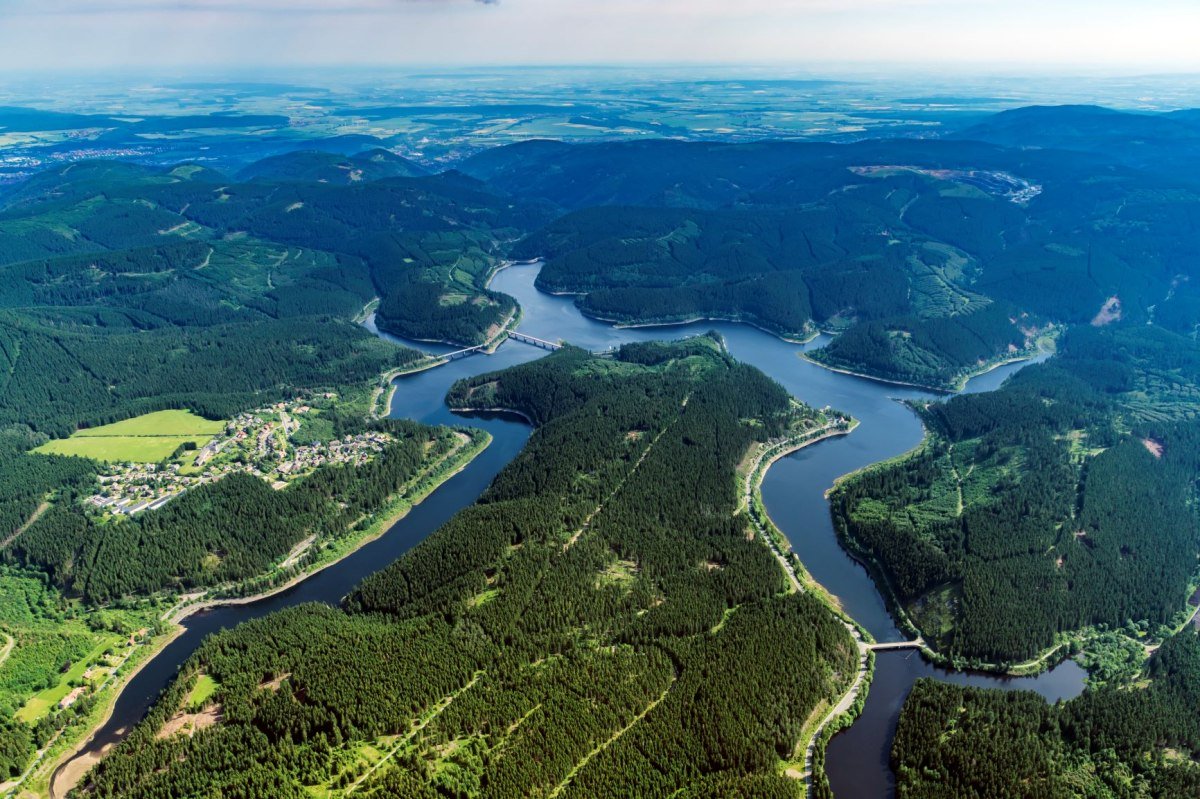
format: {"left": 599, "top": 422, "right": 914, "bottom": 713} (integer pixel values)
{"left": 33, "top": 410, "right": 221, "bottom": 463}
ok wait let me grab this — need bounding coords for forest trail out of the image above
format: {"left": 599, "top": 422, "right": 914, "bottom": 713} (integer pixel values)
{"left": 546, "top": 681, "right": 675, "bottom": 799}
{"left": 345, "top": 671, "right": 484, "bottom": 795}
{"left": 156, "top": 221, "right": 192, "bottom": 236}
{"left": 193, "top": 246, "right": 213, "bottom": 270}
{"left": 353, "top": 296, "right": 381, "bottom": 324}
{"left": 3, "top": 499, "right": 50, "bottom": 549}
{"left": 562, "top": 393, "right": 689, "bottom": 552}
{"left": 278, "top": 535, "right": 316, "bottom": 571}
{"left": 11, "top": 729, "right": 68, "bottom": 799}
{"left": 1144, "top": 601, "right": 1200, "bottom": 656}
{"left": 948, "top": 444, "right": 964, "bottom": 517}
{"left": 0, "top": 631, "right": 13, "bottom": 669}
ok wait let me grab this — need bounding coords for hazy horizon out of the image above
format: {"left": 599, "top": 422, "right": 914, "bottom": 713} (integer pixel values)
{"left": 1, "top": 0, "right": 1198, "bottom": 73}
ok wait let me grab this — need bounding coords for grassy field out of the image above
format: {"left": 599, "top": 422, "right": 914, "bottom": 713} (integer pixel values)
{"left": 186, "top": 674, "right": 219, "bottom": 710}
{"left": 72, "top": 410, "right": 223, "bottom": 438}
{"left": 33, "top": 409, "right": 222, "bottom": 463}
{"left": 34, "top": 436, "right": 211, "bottom": 463}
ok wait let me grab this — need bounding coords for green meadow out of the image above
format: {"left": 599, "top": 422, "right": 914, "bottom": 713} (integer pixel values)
{"left": 33, "top": 410, "right": 222, "bottom": 463}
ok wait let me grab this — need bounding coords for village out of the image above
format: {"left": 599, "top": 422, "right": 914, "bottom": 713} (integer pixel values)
{"left": 83, "top": 397, "right": 393, "bottom": 517}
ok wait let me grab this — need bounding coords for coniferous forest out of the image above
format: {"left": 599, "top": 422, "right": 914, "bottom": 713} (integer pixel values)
{"left": 0, "top": 100, "right": 1199, "bottom": 797}
{"left": 74, "top": 339, "right": 859, "bottom": 799}
{"left": 892, "top": 629, "right": 1200, "bottom": 799}
{"left": 831, "top": 325, "right": 1200, "bottom": 664}
{"left": 0, "top": 155, "right": 541, "bottom": 789}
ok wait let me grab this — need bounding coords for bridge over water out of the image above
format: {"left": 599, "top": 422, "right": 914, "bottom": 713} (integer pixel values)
{"left": 508, "top": 331, "right": 562, "bottom": 351}
{"left": 439, "top": 331, "right": 576, "bottom": 363}
{"left": 442, "top": 344, "right": 489, "bottom": 361}
{"left": 438, "top": 332, "right": 623, "bottom": 365}
{"left": 866, "top": 638, "right": 926, "bottom": 652}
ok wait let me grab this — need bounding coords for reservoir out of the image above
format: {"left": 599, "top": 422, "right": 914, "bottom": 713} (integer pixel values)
{"left": 67, "top": 261, "right": 1083, "bottom": 798}
{"left": 490, "top": 263, "right": 1084, "bottom": 799}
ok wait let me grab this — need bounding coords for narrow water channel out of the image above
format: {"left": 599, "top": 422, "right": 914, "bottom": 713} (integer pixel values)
{"left": 72, "top": 261, "right": 1085, "bottom": 799}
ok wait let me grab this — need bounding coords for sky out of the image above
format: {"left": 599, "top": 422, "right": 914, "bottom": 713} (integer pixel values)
{"left": 1, "top": 0, "right": 1198, "bottom": 73}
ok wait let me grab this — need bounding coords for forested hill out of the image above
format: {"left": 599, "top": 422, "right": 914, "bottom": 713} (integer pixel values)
{"left": 0, "top": 154, "right": 555, "bottom": 440}
{"left": 77, "top": 337, "right": 859, "bottom": 799}
{"left": 892, "top": 629, "right": 1200, "bottom": 798}
{"left": 3, "top": 104, "right": 1198, "bottom": 393}
{"left": 831, "top": 324, "right": 1200, "bottom": 665}
{"left": 0, "top": 147, "right": 554, "bottom": 789}
{"left": 0, "top": 156, "right": 550, "bottom": 359}
{"left": 471, "top": 109, "right": 1200, "bottom": 387}
{"left": 234, "top": 148, "right": 428, "bottom": 184}
{"left": 952, "top": 104, "right": 1200, "bottom": 171}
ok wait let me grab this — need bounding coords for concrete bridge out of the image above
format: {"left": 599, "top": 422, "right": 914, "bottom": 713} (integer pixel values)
{"left": 438, "top": 332, "right": 614, "bottom": 364}
{"left": 866, "top": 638, "right": 926, "bottom": 652}
{"left": 438, "top": 332, "right": 562, "bottom": 363}
{"left": 508, "top": 331, "right": 563, "bottom": 351}
{"left": 442, "top": 344, "right": 488, "bottom": 361}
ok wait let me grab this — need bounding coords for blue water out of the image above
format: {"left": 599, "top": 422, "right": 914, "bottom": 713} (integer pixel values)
{"left": 71, "top": 262, "right": 1078, "bottom": 799}
{"left": 492, "top": 263, "right": 1079, "bottom": 799}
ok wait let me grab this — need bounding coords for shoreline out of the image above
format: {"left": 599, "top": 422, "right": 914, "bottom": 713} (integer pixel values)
{"left": 537, "top": 277, "right": 1043, "bottom": 386}
{"left": 550, "top": 299, "right": 821, "bottom": 345}
{"left": 799, "top": 346, "right": 1047, "bottom": 395}
{"left": 529, "top": 272, "right": 1049, "bottom": 398}
{"left": 47, "top": 624, "right": 188, "bottom": 799}
{"left": 483, "top": 257, "right": 535, "bottom": 290}
{"left": 163, "top": 430, "right": 489, "bottom": 625}
{"left": 602, "top": 314, "right": 818, "bottom": 345}
{"left": 745, "top": 419, "right": 867, "bottom": 624}
{"left": 745, "top": 427, "right": 854, "bottom": 594}
{"left": 797, "top": 352, "right": 957, "bottom": 393}
{"left": 825, "top": 427, "right": 932, "bottom": 498}
{"left": 370, "top": 296, "right": 524, "bottom": 415}
{"left": 374, "top": 359, "right": 446, "bottom": 418}
{"left": 740, "top": 421, "right": 884, "bottom": 794}
{"left": 44, "top": 430, "right": 492, "bottom": 799}
{"left": 449, "top": 405, "right": 535, "bottom": 426}
{"left": 524, "top": 259, "right": 819, "bottom": 346}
